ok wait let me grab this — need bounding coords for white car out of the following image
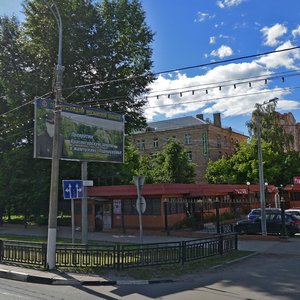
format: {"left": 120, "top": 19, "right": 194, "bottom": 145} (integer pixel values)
{"left": 285, "top": 208, "right": 300, "bottom": 216}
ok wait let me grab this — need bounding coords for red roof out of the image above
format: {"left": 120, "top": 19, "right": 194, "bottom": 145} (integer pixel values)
{"left": 88, "top": 183, "right": 277, "bottom": 198}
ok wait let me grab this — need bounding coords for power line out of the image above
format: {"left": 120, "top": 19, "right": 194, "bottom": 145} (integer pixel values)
{"left": 64, "top": 45, "right": 300, "bottom": 99}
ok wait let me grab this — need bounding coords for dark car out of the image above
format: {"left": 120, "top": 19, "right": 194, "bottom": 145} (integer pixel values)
{"left": 247, "top": 208, "right": 281, "bottom": 220}
{"left": 235, "top": 212, "right": 300, "bottom": 236}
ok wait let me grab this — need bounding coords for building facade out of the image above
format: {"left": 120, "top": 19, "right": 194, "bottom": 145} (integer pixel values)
{"left": 130, "top": 113, "right": 248, "bottom": 182}
{"left": 73, "top": 183, "right": 281, "bottom": 232}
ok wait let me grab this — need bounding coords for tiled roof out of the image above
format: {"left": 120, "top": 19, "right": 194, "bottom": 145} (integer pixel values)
{"left": 147, "top": 116, "right": 207, "bottom": 131}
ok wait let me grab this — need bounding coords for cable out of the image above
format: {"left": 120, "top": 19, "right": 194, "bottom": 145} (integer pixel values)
{"left": 63, "top": 45, "right": 300, "bottom": 99}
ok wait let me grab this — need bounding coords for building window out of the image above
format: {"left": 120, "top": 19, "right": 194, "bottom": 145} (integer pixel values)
{"left": 187, "top": 151, "right": 192, "bottom": 161}
{"left": 217, "top": 135, "right": 221, "bottom": 148}
{"left": 184, "top": 133, "right": 192, "bottom": 145}
{"left": 153, "top": 138, "right": 158, "bottom": 148}
{"left": 202, "top": 131, "right": 208, "bottom": 155}
{"left": 224, "top": 136, "right": 227, "bottom": 147}
{"left": 136, "top": 140, "right": 140, "bottom": 149}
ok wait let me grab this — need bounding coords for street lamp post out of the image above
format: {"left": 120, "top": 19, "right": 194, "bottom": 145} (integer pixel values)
{"left": 256, "top": 97, "right": 278, "bottom": 236}
{"left": 246, "top": 181, "right": 251, "bottom": 211}
{"left": 44, "top": 1, "right": 63, "bottom": 270}
{"left": 265, "top": 182, "right": 269, "bottom": 207}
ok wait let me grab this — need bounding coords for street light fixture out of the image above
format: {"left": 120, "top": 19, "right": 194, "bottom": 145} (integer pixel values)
{"left": 256, "top": 97, "right": 278, "bottom": 236}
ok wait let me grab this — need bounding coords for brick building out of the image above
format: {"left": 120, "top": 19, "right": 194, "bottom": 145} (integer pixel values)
{"left": 130, "top": 113, "right": 248, "bottom": 182}
{"left": 276, "top": 112, "right": 300, "bottom": 151}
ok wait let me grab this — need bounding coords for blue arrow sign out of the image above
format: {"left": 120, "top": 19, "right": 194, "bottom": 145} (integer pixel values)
{"left": 62, "top": 180, "right": 83, "bottom": 199}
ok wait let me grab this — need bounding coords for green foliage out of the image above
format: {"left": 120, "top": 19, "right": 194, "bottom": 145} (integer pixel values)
{"left": 172, "top": 216, "right": 197, "bottom": 230}
{"left": 0, "top": 0, "right": 155, "bottom": 217}
{"left": 205, "top": 137, "right": 300, "bottom": 186}
{"left": 146, "top": 139, "right": 196, "bottom": 183}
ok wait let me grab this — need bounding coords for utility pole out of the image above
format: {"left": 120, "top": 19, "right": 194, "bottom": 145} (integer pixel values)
{"left": 45, "top": 1, "right": 63, "bottom": 270}
{"left": 256, "top": 97, "right": 278, "bottom": 237}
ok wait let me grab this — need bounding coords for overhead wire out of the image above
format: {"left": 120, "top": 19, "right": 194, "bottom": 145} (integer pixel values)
{"left": 63, "top": 45, "right": 300, "bottom": 100}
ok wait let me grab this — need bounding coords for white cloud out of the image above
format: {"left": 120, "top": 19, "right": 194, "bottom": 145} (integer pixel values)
{"left": 292, "top": 25, "right": 300, "bottom": 38}
{"left": 144, "top": 51, "right": 300, "bottom": 122}
{"left": 260, "top": 23, "right": 287, "bottom": 46}
{"left": 216, "top": 0, "right": 244, "bottom": 9}
{"left": 210, "top": 45, "right": 233, "bottom": 58}
{"left": 256, "top": 41, "right": 300, "bottom": 69}
{"left": 209, "top": 36, "right": 216, "bottom": 44}
{"left": 195, "top": 12, "right": 215, "bottom": 23}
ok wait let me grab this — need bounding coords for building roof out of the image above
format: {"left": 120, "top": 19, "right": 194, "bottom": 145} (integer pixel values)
{"left": 88, "top": 183, "right": 277, "bottom": 198}
{"left": 147, "top": 116, "right": 207, "bottom": 131}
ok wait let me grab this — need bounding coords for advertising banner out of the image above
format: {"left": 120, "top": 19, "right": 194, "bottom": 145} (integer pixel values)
{"left": 34, "top": 98, "right": 124, "bottom": 163}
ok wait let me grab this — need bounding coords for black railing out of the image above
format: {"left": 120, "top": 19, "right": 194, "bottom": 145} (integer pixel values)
{"left": 56, "top": 243, "right": 117, "bottom": 268}
{"left": 0, "top": 240, "right": 47, "bottom": 269}
{"left": 0, "top": 234, "right": 238, "bottom": 270}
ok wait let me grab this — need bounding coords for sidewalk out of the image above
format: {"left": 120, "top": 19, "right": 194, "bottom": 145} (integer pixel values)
{"left": 0, "top": 224, "right": 299, "bottom": 286}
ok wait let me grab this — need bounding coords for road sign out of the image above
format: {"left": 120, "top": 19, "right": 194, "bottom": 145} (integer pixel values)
{"left": 63, "top": 180, "right": 83, "bottom": 199}
{"left": 136, "top": 196, "right": 146, "bottom": 214}
{"left": 83, "top": 180, "right": 94, "bottom": 186}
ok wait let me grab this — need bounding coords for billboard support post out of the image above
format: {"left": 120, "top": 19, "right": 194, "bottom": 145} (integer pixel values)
{"left": 81, "top": 161, "right": 88, "bottom": 245}
{"left": 46, "top": 2, "right": 63, "bottom": 270}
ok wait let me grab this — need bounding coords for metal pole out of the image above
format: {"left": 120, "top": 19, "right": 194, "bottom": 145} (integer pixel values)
{"left": 71, "top": 198, "right": 75, "bottom": 244}
{"left": 215, "top": 198, "right": 220, "bottom": 234}
{"left": 81, "top": 161, "right": 88, "bottom": 244}
{"left": 46, "top": 2, "right": 63, "bottom": 270}
{"left": 256, "top": 112, "right": 267, "bottom": 236}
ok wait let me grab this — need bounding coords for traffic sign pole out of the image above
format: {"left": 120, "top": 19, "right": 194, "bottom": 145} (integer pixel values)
{"left": 81, "top": 162, "right": 88, "bottom": 245}
{"left": 133, "top": 176, "right": 145, "bottom": 244}
{"left": 71, "top": 198, "right": 75, "bottom": 244}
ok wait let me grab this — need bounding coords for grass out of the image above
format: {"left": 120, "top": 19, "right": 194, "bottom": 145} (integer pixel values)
{"left": 58, "top": 250, "right": 253, "bottom": 280}
{"left": 106, "top": 250, "right": 253, "bottom": 280}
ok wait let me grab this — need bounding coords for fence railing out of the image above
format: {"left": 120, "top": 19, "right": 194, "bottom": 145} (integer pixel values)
{"left": 0, "top": 240, "right": 47, "bottom": 269}
{"left": 0, "top": 233, "right": 238, "bottom": 270}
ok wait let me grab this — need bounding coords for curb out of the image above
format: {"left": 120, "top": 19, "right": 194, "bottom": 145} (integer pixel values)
{"left": 209, "top": 252, "right": 258, "bottom": 270}
{"left": 0, "top": 269, "right": 174, "bottom": 286}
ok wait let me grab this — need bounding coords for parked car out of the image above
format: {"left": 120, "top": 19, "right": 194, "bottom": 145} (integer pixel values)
{"left": 285, "top": 208, "right": 300, "bottom": 216}
{"left": 247, "top": 208, "right": 281, "bottom": 220}
{"left": 235, "top": 212, "right": 300, "bottom": 236}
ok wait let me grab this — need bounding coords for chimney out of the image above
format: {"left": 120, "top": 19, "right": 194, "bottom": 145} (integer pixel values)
{"left": 196, "top": 114, "right": 204, "bottom": 120}
{"left": 213, "top": 113, "right": 221, "bottom": 127}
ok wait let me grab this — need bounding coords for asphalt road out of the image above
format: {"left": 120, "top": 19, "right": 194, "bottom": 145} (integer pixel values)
{"left": 1, "top": 250, "right": 299, "bottom": 300}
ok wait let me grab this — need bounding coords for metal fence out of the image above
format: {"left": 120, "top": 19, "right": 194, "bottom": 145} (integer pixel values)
{"left": 0, "top": 240, "right": 47, "bottom": 269}
{"left": 0, "top": 233, "right": 238, "bottom": 270}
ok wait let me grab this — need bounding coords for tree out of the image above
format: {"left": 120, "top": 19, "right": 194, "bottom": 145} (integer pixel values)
{"left": 205, "top": 139, "right": 291, "bottom": 186}
{"left": 22, "top": 0, "right": 154, "bottom": 132}
{"left": 0, "top": 0, "right": 155, "bottom": 219}
{"left": 148, "top": 139, "right": 196, "bottom": 183}
{"left": 246, "top": 100, "right": 294, "bottom": 152}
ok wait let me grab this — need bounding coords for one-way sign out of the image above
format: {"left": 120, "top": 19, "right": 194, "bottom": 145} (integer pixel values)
{"left": 63, "top": 180, "right": 83, "bottom": 199}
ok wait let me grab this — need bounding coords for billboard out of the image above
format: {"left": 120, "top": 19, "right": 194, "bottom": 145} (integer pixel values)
{"left": 34, "top": 98, "right": 124, "bottom": 163}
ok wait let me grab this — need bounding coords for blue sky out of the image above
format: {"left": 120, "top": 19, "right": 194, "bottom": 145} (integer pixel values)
{"left": 2, "top": 0, "right": 300, "bottom": 134}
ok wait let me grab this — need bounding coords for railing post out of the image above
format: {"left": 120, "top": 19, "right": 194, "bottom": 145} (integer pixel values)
{"left": 234, "top": 233, "right": 238, "bottom": 250}
{"left": 42, "top": 243, "right": 47, "bottom": 270}
{"left": 0, "top": 240, "right": 3, "bottom": 262}
{"left": 181, "top": 241, "right": 186, "bottom": 265}
{"left": 116, "top": 244, "right": 120, "bottom": 270}
{"left": 218, "top": 235, "right": 224, "bottom": 255}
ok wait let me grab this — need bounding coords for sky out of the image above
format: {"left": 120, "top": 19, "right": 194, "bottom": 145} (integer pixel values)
{"left": 1, "top": 0, "right": 300, "bottom": 134}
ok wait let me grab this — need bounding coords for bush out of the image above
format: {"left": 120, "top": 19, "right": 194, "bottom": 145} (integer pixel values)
{"left": 172, "top": 216, "right": 197, "bottom": 230}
